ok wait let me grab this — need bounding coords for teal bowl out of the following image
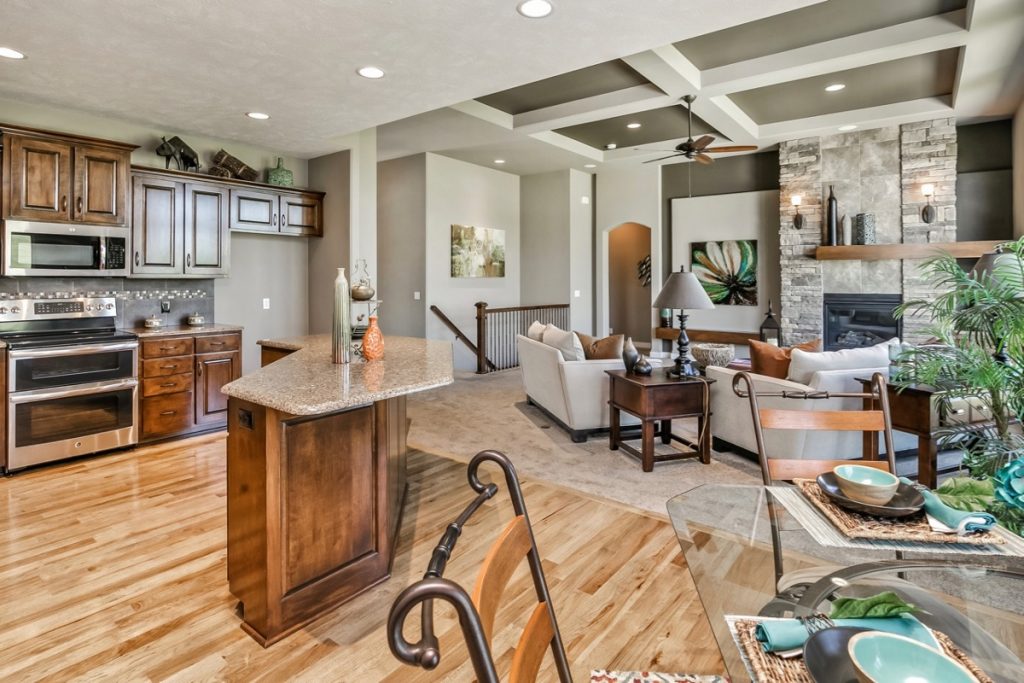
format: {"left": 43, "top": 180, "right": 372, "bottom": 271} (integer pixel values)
{"left": 848, "top": 632, "right": 978, "bottom": 683}
{"left": 833, "top": 464, "right": 900, "bottom": 506}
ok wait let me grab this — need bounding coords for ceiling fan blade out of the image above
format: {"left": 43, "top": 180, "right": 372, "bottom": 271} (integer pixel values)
{"left": 704, "top": 145, "right": 759, "bottom": 153}
{"left": 695, "top": 153, "right": 714, "bottom": 165}
{"left": 643, "top": 153, "right": 685, "bottom": 164}
{"left": 691, "top": 135, "right": 715, "bottom": 150}
{"left": 636, "top": 148, "right": 688, "bottom": 153}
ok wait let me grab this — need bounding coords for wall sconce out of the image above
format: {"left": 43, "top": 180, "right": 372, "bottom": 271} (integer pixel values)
{"left": 921, "top": 183, "right": 935, "bottom": 224}
{"left": 791, "top": 194, "right": 803, "bottom": 229}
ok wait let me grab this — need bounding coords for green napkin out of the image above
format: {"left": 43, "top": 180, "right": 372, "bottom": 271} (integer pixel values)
{"left": 754, "top": 614, "right": 935, "bottom": 652}
{"left": 900, "top": 477, "right": 996, "bottom": 534}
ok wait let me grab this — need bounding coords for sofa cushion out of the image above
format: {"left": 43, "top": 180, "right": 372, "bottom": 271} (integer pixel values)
{"left": 787, "top": 338, "right": 899, "bottom": 385}
{"left": 576, "top": 332, "right": 624, "bottom": 360}
{"left": 749, "top": 338, "right": 821, "bottom": 379}
{"left": 542, "top": 324, "right": 585, "bottom": 361}
{"left": 527, "top": 320, "right": 546, "bottom": 341}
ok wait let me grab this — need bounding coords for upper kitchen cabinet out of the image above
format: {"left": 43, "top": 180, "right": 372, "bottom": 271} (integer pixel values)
{"left": 1, "top": 127, "right": 135, "bottom": 226}
{"left": 184, "top": 182, "right": 229, "bottom": 276}
{"left": 229, "top": 188, "right": 279, "bottom": 233}
{"left": 230, "top": 187, "right": 324, "bottom": 237}
{"left": 280, "top": 191, "right": 323, "bottom": 237}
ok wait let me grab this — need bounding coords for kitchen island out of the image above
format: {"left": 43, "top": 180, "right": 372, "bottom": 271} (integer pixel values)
{"left": 221, "top": 335, "right": 453, "bottom": 645}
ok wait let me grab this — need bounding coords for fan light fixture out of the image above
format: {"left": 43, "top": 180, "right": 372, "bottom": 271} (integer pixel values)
{"left": 517, "top": 0, "right": 553, "bottom": 18}
{"left": 825, "top": 83, "right": 845, "bottom": 92}
{"left": 921, "top": 183, "right": 936, "bottom": 223}
{"left": 357, "top": 66, "right": 385, "bottom": 79}
{"left": 246, "top": 112, "right": 270, "bottom": 120}
{"left": 0, "top": 47, "right": 25, "bottom": 59}
{"left": 791, "top": 195, "right": 803, "bottom": 229}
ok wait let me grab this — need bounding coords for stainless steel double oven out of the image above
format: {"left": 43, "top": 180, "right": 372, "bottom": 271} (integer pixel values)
{"left": 2, "top": 297, "right": 138, "bottom": 471}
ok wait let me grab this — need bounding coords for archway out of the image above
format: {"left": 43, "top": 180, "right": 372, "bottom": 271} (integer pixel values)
{"left": 606, "top": 222, "right": 653, "bottom": 347}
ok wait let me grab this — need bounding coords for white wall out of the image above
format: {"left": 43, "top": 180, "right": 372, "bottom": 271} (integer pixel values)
{"left": 670, "top": 191, "right": 781, "bottom": 336}
{"left": 568, "top": 169, "right": 593, "bottom": 333}
{"left": 520, "top": 171, "right": 570, "bottom": 305}
{"left": 425, "top": 154, "right": 520, "bottom": 371}
{"left": 1014, "top": 98, "right": 1024, "bottom": 238}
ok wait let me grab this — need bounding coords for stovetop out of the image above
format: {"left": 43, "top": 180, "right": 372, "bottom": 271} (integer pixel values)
{"left": 0, "top": 296, "right": 137, "bottom": 350}
{"left": 0, "top": 329, "right": 138, "bottom": 350}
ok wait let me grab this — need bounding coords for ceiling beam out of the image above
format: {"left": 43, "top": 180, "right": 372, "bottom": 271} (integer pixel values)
{"left": 757, "top": 96, "right": 953, "bottom": 141}
{"left": 527, "top": 130, "right": 605, "bottom": 161}
{"left": 511, "top": 84, "right": 676, "bottom": 134}
{"left": 950, "top": 0, "right": 1024, "bottom": 118}
{"left": 448, "top": 100, "right": 513, "bottom": 129}
{"left": 699, "top": 10, "right": 969, "bottom": 96}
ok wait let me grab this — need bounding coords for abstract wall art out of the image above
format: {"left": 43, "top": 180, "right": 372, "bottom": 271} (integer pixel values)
{"left": 690, "top": 239, "right": 758, "bottom": 305}
{"left": 451, "top": 224, "right": 506, "bottom": 278}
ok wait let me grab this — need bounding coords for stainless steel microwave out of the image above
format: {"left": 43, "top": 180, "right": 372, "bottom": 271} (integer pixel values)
{"left": 2, "top": 221, "right": 129, "bottom": 277}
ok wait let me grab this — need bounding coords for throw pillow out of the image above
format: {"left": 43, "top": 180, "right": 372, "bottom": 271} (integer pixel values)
{"left": 576, "top": 332, "right": 624, "bottom": 360}
{"left": 749, "top": 338, "right": 821, "bottom": 380}
{"left": 787, "top": 337, "right": 899, "bottom": 385}
{"left": 526, "top": 320, "right": 546, "bottom": 341}
{"left": 541, "top": 324, "right": 585, "bottom": 361}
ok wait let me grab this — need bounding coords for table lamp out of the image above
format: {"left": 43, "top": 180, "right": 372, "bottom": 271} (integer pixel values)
{"left": 653, "top": 266, "right": 715, "bottom": 377}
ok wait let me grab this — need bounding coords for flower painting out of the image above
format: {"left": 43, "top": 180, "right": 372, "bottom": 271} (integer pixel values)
{"left": 691, "top": 240, "right": 758, "bottom": 305}
{"left": 451, "top": 224, "right": 506, "bottom": 278}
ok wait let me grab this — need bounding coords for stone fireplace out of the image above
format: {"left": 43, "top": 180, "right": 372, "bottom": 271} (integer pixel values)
{"left": 778, "top": 118, "right": 957, "bottom": 345}
{"left": 822, "top": 293, "right": 901, "bottom": 351}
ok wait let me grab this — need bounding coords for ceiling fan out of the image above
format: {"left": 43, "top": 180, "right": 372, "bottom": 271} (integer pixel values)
{"left": 641, "top": 95, "right": 757, "bottom": 164}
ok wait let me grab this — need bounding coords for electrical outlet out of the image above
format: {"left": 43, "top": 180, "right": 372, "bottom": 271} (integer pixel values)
{"left": 573, "top": 290, "right": 581, "bottom": 298}
{"left": 262, "top": 298, "right": 271, "bottom": 310}
{"left": 413, "top": 291, "right": 421, "bottom": 301}
{"left": 160, "top": 300, "right": 171, "bottom": 313}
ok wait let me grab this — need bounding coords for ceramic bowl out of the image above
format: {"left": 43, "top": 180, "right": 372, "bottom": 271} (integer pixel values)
{"left": 816, "top": 472, "right": 924, "bottom": 518}
{"left": 833, "top": 465, "right": 899, "bottom": 506}
{"left": 143, "top": 316, "right": 163, "bottom": 329}
{"left": 848, "top": 632, "right": 977, "bottom": 683}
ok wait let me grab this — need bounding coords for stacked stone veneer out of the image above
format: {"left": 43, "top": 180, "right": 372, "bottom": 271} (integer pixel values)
{"left": 778, "top": 118, "right": 957, "bottom": 345}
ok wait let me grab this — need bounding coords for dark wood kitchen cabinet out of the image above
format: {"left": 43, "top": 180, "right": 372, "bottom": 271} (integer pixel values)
{"left": 229, "top": 187, "right": 279, "bottom": 232}
{"left": 280, "top": 191, "right": 323, "bottom": 236}
{"left": 184, "top": 183, "right": 230, "bottom": 276}
{"left": 139, "top": 331, "right": 241, "bottom": 443}
{"left": 1, "top": 127, "right": 134, "bottom": 226}
{"left": 229, "top": 187, "right": 323, "bottom": 237}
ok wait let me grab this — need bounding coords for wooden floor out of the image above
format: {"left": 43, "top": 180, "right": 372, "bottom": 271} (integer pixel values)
{"left": 0, "top": 434, "right": 724, "bottom": 681}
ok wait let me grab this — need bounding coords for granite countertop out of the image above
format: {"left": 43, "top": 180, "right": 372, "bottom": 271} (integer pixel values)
{"left": 128, "top": 323, "right": 244, "bottom": 338}
{"left": 224, "top": 335, "right": 454, "bottom": 415}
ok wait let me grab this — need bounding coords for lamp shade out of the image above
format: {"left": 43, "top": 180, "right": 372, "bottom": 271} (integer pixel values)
{"left": 969, "top": 248, "right": 1019, "bottom": 286}
{"left": 653, "top": 267, "right": 715, "bottom": 310}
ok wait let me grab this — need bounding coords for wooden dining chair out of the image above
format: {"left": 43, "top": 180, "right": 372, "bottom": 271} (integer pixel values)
{"left": 731, "top": 371, "right": 898, "bottom": 485}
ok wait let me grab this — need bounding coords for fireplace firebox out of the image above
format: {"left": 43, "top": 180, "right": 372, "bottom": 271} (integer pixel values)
{"left": 823, "top": 293, "right": 902, "bottom": 351}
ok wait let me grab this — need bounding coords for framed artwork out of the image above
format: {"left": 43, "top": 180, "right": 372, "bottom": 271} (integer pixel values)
{"left": 691, "top": 239, "right": 758, "bottom": 305}
{"left": 451, "top": 224, "right": 506, "bottom": 278}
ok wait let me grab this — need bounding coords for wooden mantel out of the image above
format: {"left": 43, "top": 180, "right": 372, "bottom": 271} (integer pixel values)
{"left": 814, "top": 240, "right": 1003, "bottom": 261}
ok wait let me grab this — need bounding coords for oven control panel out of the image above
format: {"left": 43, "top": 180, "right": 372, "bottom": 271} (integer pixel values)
{"left": 0, "top": 297, "right": 118, "bottom": 321}
{"left": 34, "top": 301, "right": 85, "bottom": 315}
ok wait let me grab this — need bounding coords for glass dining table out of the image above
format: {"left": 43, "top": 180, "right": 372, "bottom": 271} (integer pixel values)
{"left": 667, "top": 484, "right": 1024, "bottom": 683}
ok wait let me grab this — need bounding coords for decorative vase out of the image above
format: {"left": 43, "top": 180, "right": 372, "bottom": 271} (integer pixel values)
{"left": 622, "top": 337, "right": 640, "bottom": 374}
{"left": 841, "top": 214, "right": 852, "bottom": 246}
{"left": 855, "top": 213, "right": 876, "bottom": 245}
{"left": 266, "top": 157, "right": 294, "bottom": 187}
{"left": 825, "top": 185, "right": 839, "bottom": 246}
{"left": 350, "top": 258, "right": 376, "bottom": 301}
{"left": 332, "top": 267, "right": 352, "bottom": 364}
{"left": 659, "top": 308, "right": 672, "bottom": 328}
{"left": 362, "top": 315, "right": 384, "bottom": 360}
{"left": 633, "top": 354, "right": 653, "bottom": 376}
{"left": 691, "top": 343, "right": 735, "bottom": 368}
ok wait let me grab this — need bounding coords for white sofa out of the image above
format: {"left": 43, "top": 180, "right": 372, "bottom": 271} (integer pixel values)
{"left": 518, "top": 335, "right": 649, "bottom": 442}
{"left": 706, "top": 365, "right": 915, "bottom": 460}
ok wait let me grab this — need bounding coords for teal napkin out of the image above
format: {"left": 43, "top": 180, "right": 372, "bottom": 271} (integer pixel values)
{"left": 900, "top": 477, "right": 997, "bottom": 534}
{"left": 754, "top": 614, "right": 935, "bottom": 652}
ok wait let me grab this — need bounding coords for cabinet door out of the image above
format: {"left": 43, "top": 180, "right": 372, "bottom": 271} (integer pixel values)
{"left": 280, "top": 192, "right": 323, "bottom": 236}
{"left": 229, "top": 188, "right": 279, "bottom": 233}
{"left": 73, "top": 144, "right": 130, "bottom": 225}
{"left": 131, "top": 174, "right": 184, "bottom": 275}
{"left": 5, "top": 134, "right": 72, "bottom": 221}
{"left": 195, "top": 350, "right": 241, "bottom": 426}
{"left": 184, "top": 182, "right": 230, "bottom": 276}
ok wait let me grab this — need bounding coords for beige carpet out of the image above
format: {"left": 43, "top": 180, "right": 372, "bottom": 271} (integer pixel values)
{"left": 407, "top": 369, "right": 761, "bottom": 516}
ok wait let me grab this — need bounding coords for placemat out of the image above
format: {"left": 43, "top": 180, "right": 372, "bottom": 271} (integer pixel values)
{"left": 726, "top": 616, "right": 994, "bottom": 683}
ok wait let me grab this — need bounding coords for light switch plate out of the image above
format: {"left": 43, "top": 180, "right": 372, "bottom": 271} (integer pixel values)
{"left": 413, "top": 291, "right": 421, "bottom": 300}
{"left": 262, "top": 298, "right": 271, "bottom": 310}
{"left": 573, "top": 290, "right": 581, "bottom": 298}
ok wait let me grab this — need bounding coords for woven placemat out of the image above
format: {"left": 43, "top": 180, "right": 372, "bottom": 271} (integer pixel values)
{"left": 794, "top": 479, "right": 1003, "bottom": 546}
{"left": 733, "top": 618, "right": 994, "bottom": 683}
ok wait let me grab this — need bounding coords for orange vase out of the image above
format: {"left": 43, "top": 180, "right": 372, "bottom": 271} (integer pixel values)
{"left": 362, "top": 315, "right": 385, "bottom": 360}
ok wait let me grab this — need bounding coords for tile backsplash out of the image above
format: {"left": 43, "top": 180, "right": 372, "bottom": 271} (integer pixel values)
{"left": 0, "top": 277, "right": 215, "bottom": 329}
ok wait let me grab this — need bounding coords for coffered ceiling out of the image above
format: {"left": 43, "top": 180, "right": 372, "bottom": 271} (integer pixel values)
{"left": 379, "top": 0, "right": 1024, "bottom": 174}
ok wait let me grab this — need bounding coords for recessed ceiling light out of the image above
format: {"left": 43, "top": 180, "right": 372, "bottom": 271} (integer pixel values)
{"left": 838, "top": 124, "right": 857, "bottom": 131}
{"left": 245, "top": 112, "right": 270, "bottom": 120}
{"left": 825, "top": 83, "right": 845, "bottom": 92}
{"left": 605, "top": 143, "right": 617, "bottom": 150}
{"left": 494, "top": 159, "right": 506, "bottom": 164}
{"left": 0, "top": 47, "right": 25, "bottom": 59}
{"left": 626, "top": 122, "right": 642, "bottom": 129}
{"left": 357, "top": 66, "right": 385, "bottom": 79}
{"left": 517, "top": 0, "right": 553, "bottom": 18}
{"left": 584, "top": 163, "right": 597, "bottom": 169}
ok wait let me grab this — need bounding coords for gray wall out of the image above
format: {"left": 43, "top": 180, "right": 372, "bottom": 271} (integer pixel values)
{"left": 307, "top": 150, "right": 352, "bottom": 334}
{"left": 956, "top": 120, "right": 1013, "bottom": 242}
{"left": 608, "top": 222, "right": 651, "bottom": 343}
{"left": 520, "top": 171, "right": 570, "bottom": 306}
{"left": 377, "top": 155, "right": 427, "bottom": 337}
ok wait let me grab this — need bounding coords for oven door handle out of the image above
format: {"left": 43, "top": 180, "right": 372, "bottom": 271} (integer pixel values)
{"left": 9, "top": 378, "right": 138, "bottom": 404}
{"left": 9, "top": 341, "right": 139, "bottom": 359}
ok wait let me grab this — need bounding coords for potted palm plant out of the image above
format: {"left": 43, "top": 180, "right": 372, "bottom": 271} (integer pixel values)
{"left": 892, "top": 236, "right": 1024, "bottom": 533}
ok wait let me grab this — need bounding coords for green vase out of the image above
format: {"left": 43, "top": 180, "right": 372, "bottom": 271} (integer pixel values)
{"left": 267, "top": 157, "right": 294, "bottom": 187}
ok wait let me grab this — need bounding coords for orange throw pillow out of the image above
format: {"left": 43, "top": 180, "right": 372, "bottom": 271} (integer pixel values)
{"left": 576, "top": 332, "right": 624, "bottom": 360}
{"left": 748, "top": 338, "right": 821, "bottom": 379}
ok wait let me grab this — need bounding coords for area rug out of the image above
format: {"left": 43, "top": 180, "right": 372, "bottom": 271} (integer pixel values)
{"left": 407, "top": 370, "right": 761, "bottom": 516}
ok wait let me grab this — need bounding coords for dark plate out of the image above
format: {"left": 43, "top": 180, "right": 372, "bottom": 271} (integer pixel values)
{"left": 816, "top": 472, "right": 925, "bottom": 518}
{"left": 804, "top": 627, "right": 872, "bottom": 683}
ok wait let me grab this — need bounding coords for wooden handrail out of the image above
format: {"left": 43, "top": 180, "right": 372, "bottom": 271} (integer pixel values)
{"left": 431, "top": 305, "right": 496, "bottom": 372}
{"left": 482, "top": 303, "right": 569, "bottom": 315}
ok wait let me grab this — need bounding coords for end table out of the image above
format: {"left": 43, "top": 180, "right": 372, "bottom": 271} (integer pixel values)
{"left": 606, "top": 370, "right": 714, "bottom": 472}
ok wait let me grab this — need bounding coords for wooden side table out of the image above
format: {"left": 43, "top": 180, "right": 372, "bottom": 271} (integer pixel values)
{"left": 606, "top": 370, "right": 714, "bottom": 472}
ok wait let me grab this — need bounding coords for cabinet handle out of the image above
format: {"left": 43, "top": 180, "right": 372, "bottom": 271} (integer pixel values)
{"left": 76, "top": 196, "right": 83, "bottom": 214}
{"left": 159, "top": 346, "right": 176, "bottom": 351}
{"left": 135, "top": 252, "right": 140, "bottom": 267}
{"left": 160, "top": 365, "right": 176, "bottom": 370}
{"left": 197, "top": 362, "right": 203, "bottom": 376}
{"left": 272, "top": 213, "right": 277, "bottom": 227}
{"left": 209, "top": 341, "right": 225, "bottom": 346}
{"left": 159, "top": 410, "right": 177, "bottom": 416}
{"left": 61, "top": 195, "right": 68, "bottom": 211}
{"left": 186, "top": 254, "right": 191, "bottom": 268}
{"left": 282, "top": 213, "right": 287, "bottom": 227}
{"left": 160, "top": 382, "right": 177, "bottom": 387}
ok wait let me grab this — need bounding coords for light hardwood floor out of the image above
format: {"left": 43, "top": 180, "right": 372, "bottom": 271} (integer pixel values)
{"left": 0, "top": 434, "right": 724, "bottom": 681}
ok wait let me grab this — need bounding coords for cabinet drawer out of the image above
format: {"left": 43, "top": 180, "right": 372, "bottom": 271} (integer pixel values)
{"left": 142, "top": 337, "right": 194, "bottom": 358}
{"left": 142, "top": 372, "right": 194, "bottom": 398}
{"left": 141, "top": 392, "right": 194, "bottom": 439}
{"left": 142, "top": 355, "right": 193, "bottom": 377}
{"left": 195, "top": 333, "right": 239, "bottom": 354}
